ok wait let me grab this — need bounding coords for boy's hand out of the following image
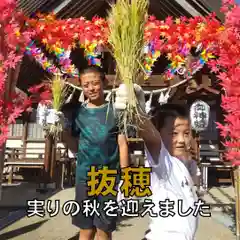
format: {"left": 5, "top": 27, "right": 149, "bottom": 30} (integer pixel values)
{"left": 115, "top": 84, "right": 128, "bottom": 110}
{"left": 115, "top": 85, "right": 161, "bottom": 164}
{"left": 115, "top": 83, "right": 146, "bottom": 111}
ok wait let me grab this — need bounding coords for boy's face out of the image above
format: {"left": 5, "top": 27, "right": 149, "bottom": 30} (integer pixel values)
{"left": 160, "top": 116, "right": 192, "bottom": 159}
{"left": 80, "top": 72, "right": 104, "bottom": 102}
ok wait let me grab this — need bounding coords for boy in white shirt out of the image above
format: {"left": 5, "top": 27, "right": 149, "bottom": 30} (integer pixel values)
{"left": 115, "top": 84, "right": 199, "bottom": 240}
{"left": 144, "top": 104, "right": 199, "bottom": 240}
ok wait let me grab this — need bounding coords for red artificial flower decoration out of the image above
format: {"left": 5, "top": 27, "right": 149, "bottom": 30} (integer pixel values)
{"left": 208, "top": 0, "right": 240, "bottom": 165}
{"left": 0, "top": 0, "right": 36, "bottom": 147}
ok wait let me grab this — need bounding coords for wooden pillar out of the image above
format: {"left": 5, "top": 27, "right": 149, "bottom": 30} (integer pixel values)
{"left": 216, "top": 94, "right": 225, "bottom": 151}
{"left": 43, "top": 135, "right": 54, "bottom": 184}
{"left": 195, "top": 133, "right": 200, "bottom": 164}
{"left": 0, "top": 144, "right": 6, "bottom": 200}
{"left": 50, "top": 137, "right": 57, "bottom": 181}
{"left": 187, "top": 97, "right": 200, "bottom": 162}
{"left": 234, "top": 166, "right": 240, "bottom": 239}
{"left": 22, "top": 112, "right": 29, "bottom": 156}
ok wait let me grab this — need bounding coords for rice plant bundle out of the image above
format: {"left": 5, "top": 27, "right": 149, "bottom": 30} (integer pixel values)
{"left": 44, "top": 72, "right": 69, "bottom": 138}
{"left": 108, "top": 0, "right": 149, "bottom": 133}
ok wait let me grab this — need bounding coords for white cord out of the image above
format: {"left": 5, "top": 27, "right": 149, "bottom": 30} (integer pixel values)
{"left": 65, "top": 78, "right": 188, "bottom": 95}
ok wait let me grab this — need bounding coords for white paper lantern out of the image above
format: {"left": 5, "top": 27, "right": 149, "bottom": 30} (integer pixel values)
{"left": 190, "top": 100, "right": 210, "bottom": 132}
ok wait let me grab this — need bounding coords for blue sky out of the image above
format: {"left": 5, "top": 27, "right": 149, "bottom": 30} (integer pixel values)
{"left": 236, "top": 0, "right": 240, "bottom": 4}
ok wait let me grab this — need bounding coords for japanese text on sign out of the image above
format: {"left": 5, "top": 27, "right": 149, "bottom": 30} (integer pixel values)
{"left": 87, "top": 166, "right": 152, "bottom": 197}
{"left": 190, "top": 100, "right": 210, "bottom": 132}
{"left": 26, "top": 198, "right": 211, "bottom": 218}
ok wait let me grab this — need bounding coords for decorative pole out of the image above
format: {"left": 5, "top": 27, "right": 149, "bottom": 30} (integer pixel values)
{"left": 37, "top": 71, "right": 68, "bottom": 191}
{"left": 42, "top": 134, "right": 55, "bottom": 189}
{"left": 50, "top": 136, "right": 57, "bottom": 185}
{"left": 0, "top": 145, "right": 5, "bottom": 200}
{"left": 234, "top": 166, "right": 240, "bottom": 239}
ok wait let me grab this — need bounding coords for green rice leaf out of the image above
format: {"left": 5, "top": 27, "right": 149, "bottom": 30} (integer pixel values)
{"left": 108, "top": 0, "right": 149, "bottom": 132}
{"left": 51, "top": 72, "right": 69, "bottom": 111}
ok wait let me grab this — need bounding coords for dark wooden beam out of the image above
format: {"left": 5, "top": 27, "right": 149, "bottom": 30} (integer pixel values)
{"left": 171, "top": 84, "right": 188, "bottom": 103}
{"left": 22, "top": 112, "right": 29, "bottom": 157}
{"left": 216, "top": 94, "right": 225, "bottom": 151}
{"left": 185, "top": 84, "right": 220, "bottom": 96}
{"left": 50, "top": 138, "right": 57, "bottom": 181}
{"left": 43, "top": 135, "right": 54, "bottom": 184}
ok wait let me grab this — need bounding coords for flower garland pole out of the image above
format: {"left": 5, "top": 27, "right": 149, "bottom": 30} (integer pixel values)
{"left": 235, "top": 167, "right": 240, "bottom": 238}
{"left": 208, "top": 1, "right": 240, "bottom": 237}
{"left": 46, "top": 72, "right": 68, "bottom": 189}
{"left": 32, "top": 73, "right": 69, "bottom": 190}
{"left": 0, "top": 1, "right": 35, "bottom": 199}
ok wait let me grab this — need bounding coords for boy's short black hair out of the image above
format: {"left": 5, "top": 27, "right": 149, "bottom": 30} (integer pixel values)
{"left": 79, "top": 65, "right": 106, "bottom": 82}
{"left": 150, "top": 103, "right": 189, "bottom": 131}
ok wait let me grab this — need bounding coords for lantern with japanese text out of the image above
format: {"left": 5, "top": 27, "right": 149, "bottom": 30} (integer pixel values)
{"left": 190, "top": 100, "right": 210, "bottom": 132}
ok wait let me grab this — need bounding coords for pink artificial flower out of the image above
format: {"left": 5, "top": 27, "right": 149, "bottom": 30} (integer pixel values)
{"left": 165, "top": 16, "right": 173, "bottom": 26}
{"left": 0, "top": 125, "right": 9, "bottom": 145}
{"left": 0, "top": 0, "right": 15, "bottom": 10}
{"left": 3, "top": 52, "right": 22, "bottom": 69}
{"left": 207, "top": 60, "right": 219, "bottom": 73}
{"left": 222, "top": 0, "right": 236, "bottom": 7}
{"left": 226, "top": 6, "right": 240, "bottom": 26}
{"left": 7, "top": 107, "right": 24, "bottom": 124}
{"left": 149, "top": 16, "right": 156, "bottom": 22}
{"left": 0, "top": 72, "right": 6, "bottom": 91}
{"left": 28, "top": 83, "right": 46, "bottom": 94}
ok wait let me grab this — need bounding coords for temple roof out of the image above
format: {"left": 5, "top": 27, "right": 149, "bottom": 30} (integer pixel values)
{"left": 17, "top": 0, "right": 222, "bottom": 20}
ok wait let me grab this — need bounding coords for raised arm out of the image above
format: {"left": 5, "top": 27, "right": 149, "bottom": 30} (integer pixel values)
{"left": 138, "top": 110, "right": 161, "bottom": 164}
{"left": 115, "top": 83, "right": 162, "bottom": 164}
{"left": 118, "top": 133, "right": 129, "bottom": 168}
{"left": 134, "top": 85, "right": 162, "bottom": 164}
